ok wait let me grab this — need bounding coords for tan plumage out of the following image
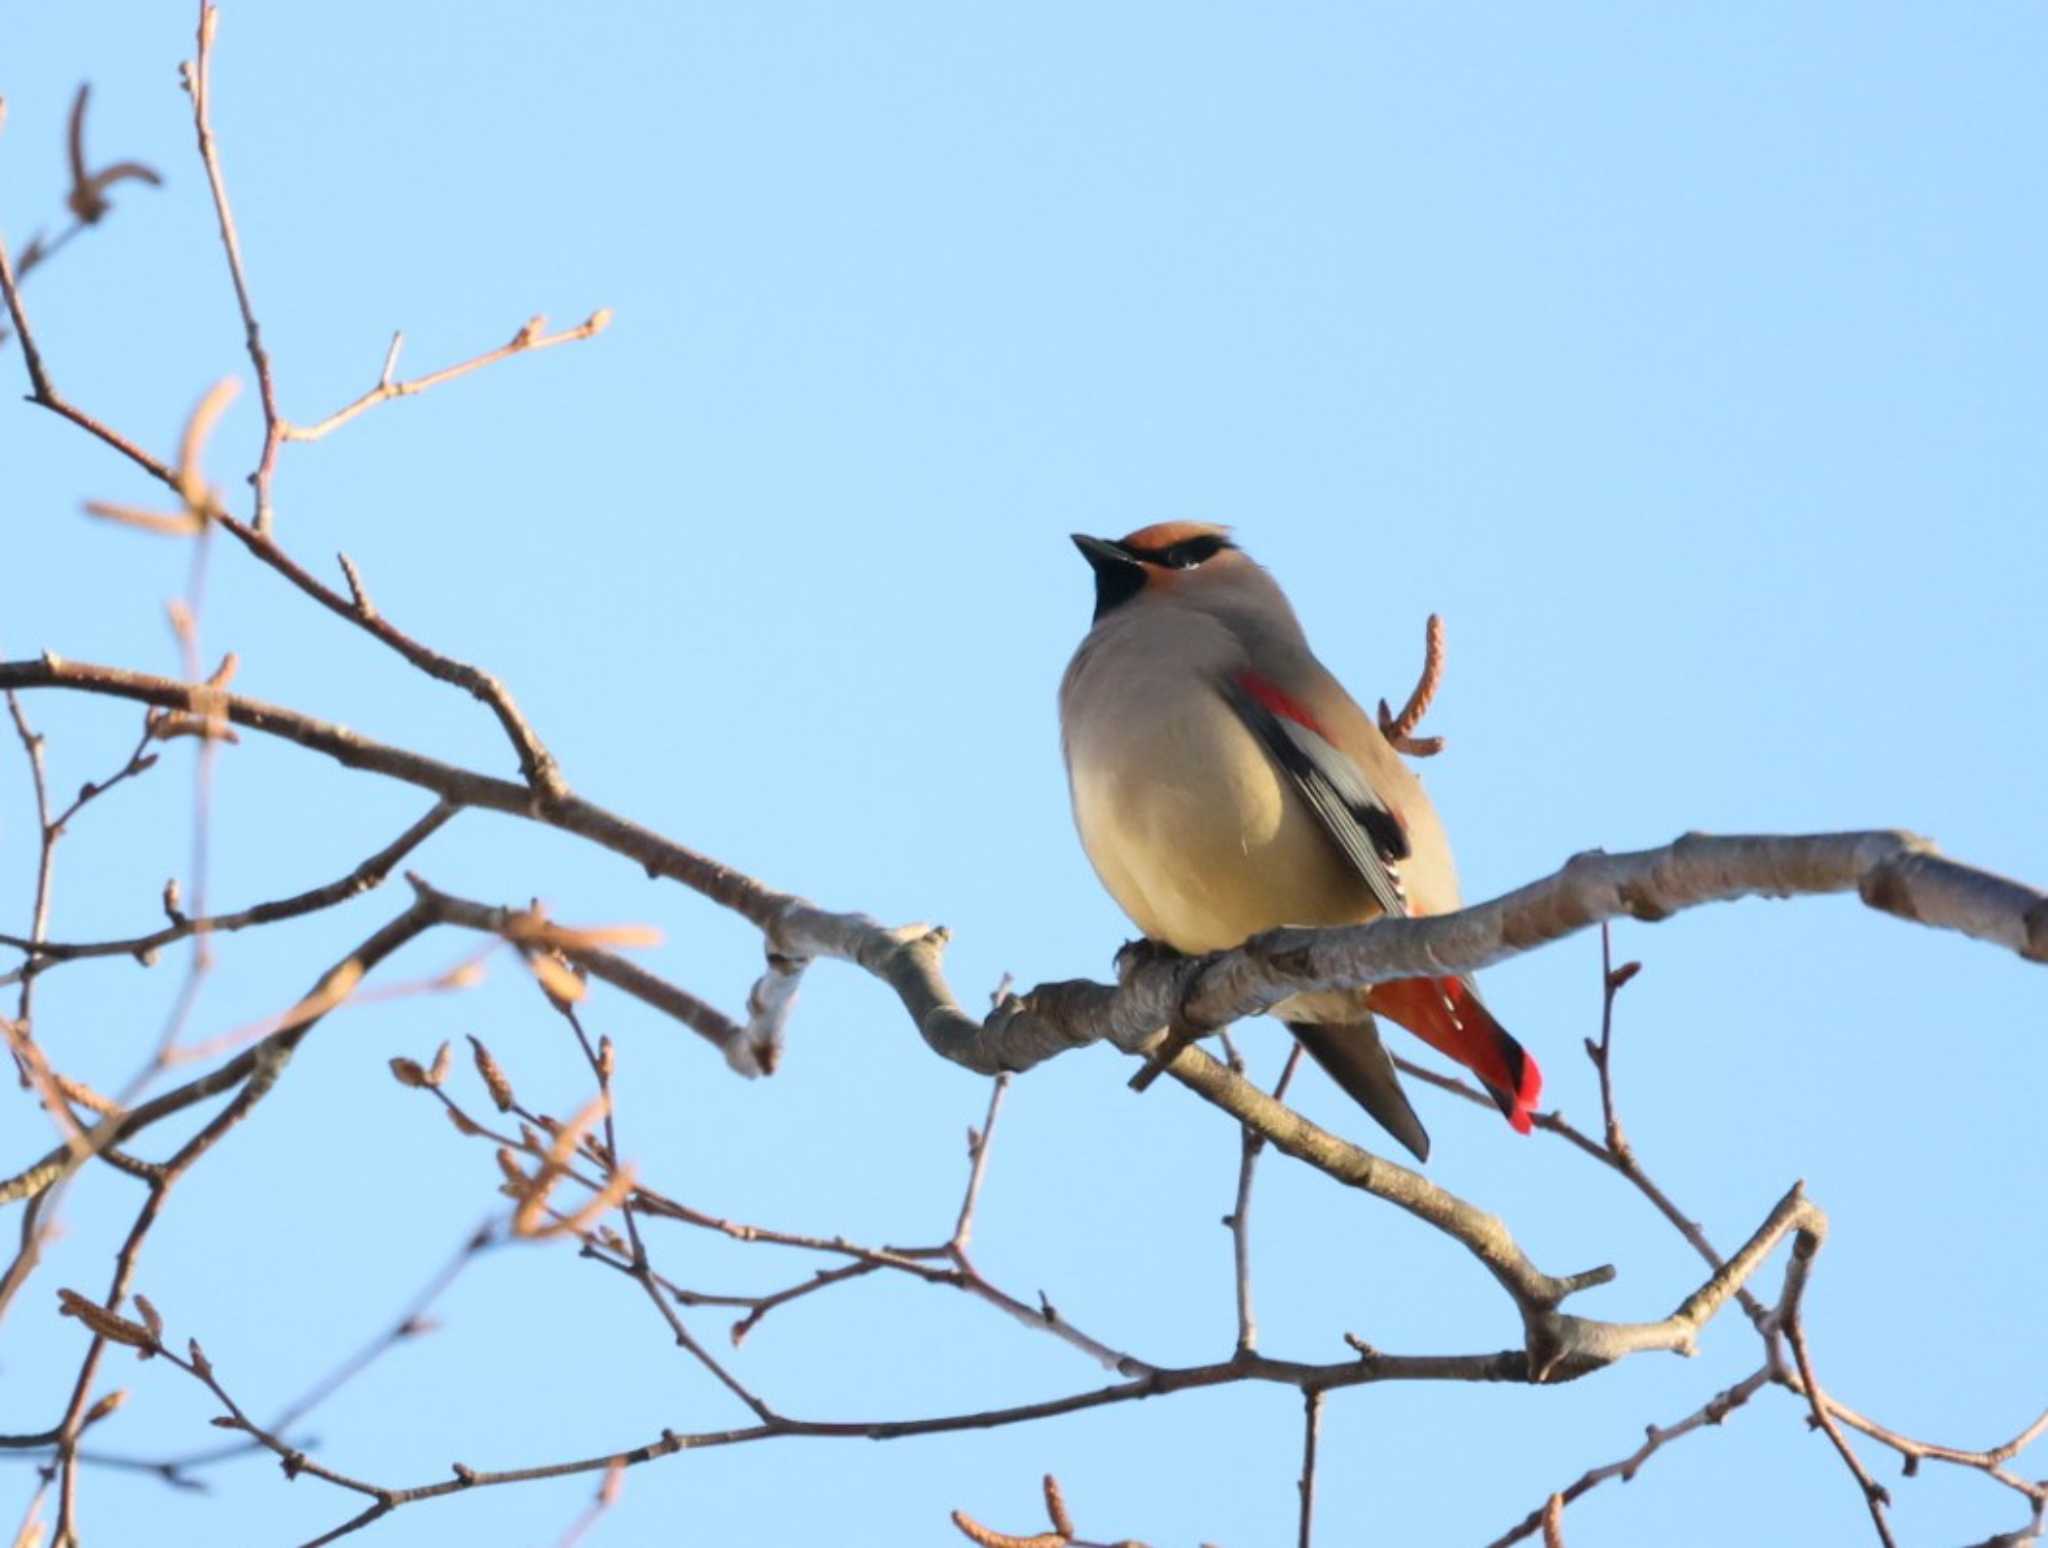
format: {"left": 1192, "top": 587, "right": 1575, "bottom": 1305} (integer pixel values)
{"left": 1058, "top": 523, "right": 1539, "bottom": 1160}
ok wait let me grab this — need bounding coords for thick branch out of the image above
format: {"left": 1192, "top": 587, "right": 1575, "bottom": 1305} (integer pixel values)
{"left": 743, "top": 833, "right": 2046, "bottom": 1083}
{"left": 404, "top": 878, "right": 745, "bottom": 1056}
{"left": 0, "top": 657, "right": 773, "bottom": 924}
{"left": 4, "top": 665, "right": 2039, "bottom": 1031}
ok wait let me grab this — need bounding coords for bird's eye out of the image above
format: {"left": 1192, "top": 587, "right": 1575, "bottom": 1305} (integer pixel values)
{"left": 1162, "top": 537, "right": 1224, "bottom": 569}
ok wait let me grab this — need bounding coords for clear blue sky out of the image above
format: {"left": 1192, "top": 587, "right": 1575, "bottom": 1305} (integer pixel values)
{"left": 5, "top": 4, "right": 2044, "bottom": 1545}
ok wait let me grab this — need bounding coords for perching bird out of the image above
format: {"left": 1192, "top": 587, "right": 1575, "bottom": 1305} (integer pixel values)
{"left": 1058, "top": 522, "right": 1540, "bottom": 1161}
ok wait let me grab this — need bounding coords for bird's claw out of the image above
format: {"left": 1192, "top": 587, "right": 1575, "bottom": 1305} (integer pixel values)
{"left": 1113, "top": 936, "right": 1185, "bottom": 983}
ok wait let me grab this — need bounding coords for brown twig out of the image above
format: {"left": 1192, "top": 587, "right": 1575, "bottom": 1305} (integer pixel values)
{"left": 402, "top": 877, "right": 743, "bottom": 1055}
{"left": 722, "top": 1262, "right": 880, "bottom": 1347}
{"left": 954, "top": 1075, "right": 1009, "bottom": 1249}
{"left": 0, "top": 707, "right": 163, "bottom": 1323}
{"left": 0, "top": 217, "right": 185, "bottom": 483}
{"left": 280, "top": 311, "right": 612, "bottom": 444}
{"left": 180, "top": 4, "right": 283, "bottom": 531}
{"left": 1487, "top": 1366, "right": 1772, "bottom": 1545}
{"left": 1799, "top": 1393, "right": 2048, "bottom": 1506}
{"left": 1779, "top": 1235, "right": 1898, "bottom": 1547}
{"left": 548, "top": 991, "right": 779, "bottom": 1423}
{"left": 1298, "top": 1388, "right": 1324, "bottom": 1548}
{"left": 1, "top": 799, "right": 454, "bottom": 977}
{"left": 5, "top": 693, "right": 60, "bottom": 1021}
{"left": 1228, "top": 1043, "right": 1301, "bottom": 1355}
{"left": 230, "top": 517, "right": 569, "bottom": 799}
{"left": 578, "top": 1073, "right": 1148, "bottom": 1374}
{"left": 1586, "top": 933, "right": 1766, "bottom": 1331}
{"left": 34, "top": 1219, "right": 497, "bottom": 1489}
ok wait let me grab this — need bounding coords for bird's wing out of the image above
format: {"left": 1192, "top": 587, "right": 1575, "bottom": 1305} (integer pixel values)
{"left": 1223, "top": 670, "right": 1410, "bottom": 919}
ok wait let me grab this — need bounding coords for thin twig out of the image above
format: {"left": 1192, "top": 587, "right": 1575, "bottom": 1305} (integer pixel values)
{"left": 0, "top": 710, "right": 163, "bottom": 1325}
{"left": 1229, "top": 1044, "right": 1301, "bottom": 1356}
{"left": 1780, "top": 1236, "right": 1898, "bottom": 1547}
{"left": 953, "top": 1076, "right": 1010, "bottom": 1249}
{"left": 211, "top": 518, "right": 570, "bottom": 801}
{"left": 1485, "top": 1366, "right": 1771, "bottom": 1546}
{"left": 1298, "top": 1388, "right": 1324, "bottom": 1548}
{"left": 280, "top": 312, "right": 611, "bottom": 444}
{"left": 46, "top": 906, "right": 436, "bottom": 1543}
{"left": 2, "top": 800, "right": 456, "bottom": 976}
{"left": 182, "top": 3, "right": 282, "bottom": 531}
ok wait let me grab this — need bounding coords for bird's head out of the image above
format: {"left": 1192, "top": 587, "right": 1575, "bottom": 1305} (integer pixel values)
{"left": 1069, "top": 522, "right": 1245, "bottom": 621}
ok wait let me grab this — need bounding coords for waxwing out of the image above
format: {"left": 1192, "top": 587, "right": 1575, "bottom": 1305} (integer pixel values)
{"left": 1058, "top": 522, "right": 1540, "bottom": 1161}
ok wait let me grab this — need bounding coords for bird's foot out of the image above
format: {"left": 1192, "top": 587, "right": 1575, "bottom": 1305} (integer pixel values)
{"left": 1113, "top": 936, "right": 1186, "bottom": 984}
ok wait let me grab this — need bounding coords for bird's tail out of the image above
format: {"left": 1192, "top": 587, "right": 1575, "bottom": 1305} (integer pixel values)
{"left": 1286, "top": 1018, "right": 1432, "bottom": 1163}
{"left": 1366, "top": 976, "right": 1541, "bottom": 1134}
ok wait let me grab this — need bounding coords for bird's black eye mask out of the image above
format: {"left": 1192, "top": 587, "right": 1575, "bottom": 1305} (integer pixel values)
{"left": 1126, "top": 534, "right": 1233, "bottom": 569}
{"left": 1073, "top": 531, "right": 1235, "bottom": 620}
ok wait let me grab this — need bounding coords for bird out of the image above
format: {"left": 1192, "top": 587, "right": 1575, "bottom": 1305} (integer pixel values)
{"left": 1058, "top": 521, "right": 1540, "bottom": 1161}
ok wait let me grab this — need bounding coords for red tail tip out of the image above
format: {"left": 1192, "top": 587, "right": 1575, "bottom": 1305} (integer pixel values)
{"left": 1507, "top": 1052, "right": 1543, "bottom": 1134}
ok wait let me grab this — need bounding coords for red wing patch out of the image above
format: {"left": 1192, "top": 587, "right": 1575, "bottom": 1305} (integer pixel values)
{"left": 1234, "top": 670, "right": 1332, "bottom": 740}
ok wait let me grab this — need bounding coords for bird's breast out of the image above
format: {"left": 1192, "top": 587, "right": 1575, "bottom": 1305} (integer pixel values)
{"left": 1065, "top": 686, "right": 1374, "bottom": 954}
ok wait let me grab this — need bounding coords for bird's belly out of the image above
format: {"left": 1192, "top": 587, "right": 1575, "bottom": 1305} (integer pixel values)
{"left": 1068, "top": 700, "right": 1372, "bottom": 954}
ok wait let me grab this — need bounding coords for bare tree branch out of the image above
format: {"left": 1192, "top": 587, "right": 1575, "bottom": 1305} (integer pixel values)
{"left": 1, "top": 800, "right": 454, "bottom": 977}
{"left": 209, "top": 517, "right": 573, "bottom": 801}
{"left": 1226, "top": 1041, "right": 1301, "bottom": 1357}
{"left": 280, "top": 311, "right": 611, "bottom": 445}
{"left": 1487, "top": 1367, "right": 1773, "bottom": 1546}
{"left": 1779, "top": 1233, "right": 1899, "bottom": 1546}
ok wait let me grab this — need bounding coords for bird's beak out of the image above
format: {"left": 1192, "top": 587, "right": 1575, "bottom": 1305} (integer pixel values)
{"left": 1072, "top": 533, "right": 1148, "bottom": 621}
{"left": 1071, "top": 533, "right": 1137, "bottom": 573}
